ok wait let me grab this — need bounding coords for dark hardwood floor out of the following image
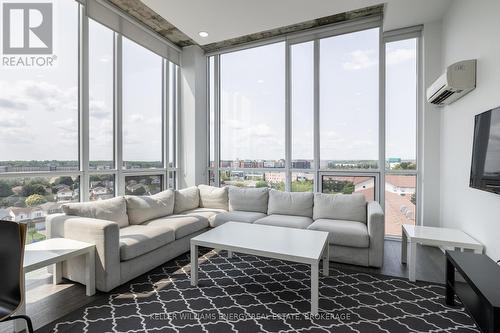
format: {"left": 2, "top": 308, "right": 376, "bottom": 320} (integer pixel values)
{"left": 332, "top": 239, "right": 446, "bottom": 284}
{"left": 0, "top": 239, "right": 446, "bottom": 333}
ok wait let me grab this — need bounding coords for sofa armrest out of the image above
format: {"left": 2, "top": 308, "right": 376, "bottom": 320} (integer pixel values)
{"left": 367, "top": 201, "right": 385, "bottom": 267}
{"left": 46, "top": 213, "right": 71, "bottom": 238}
{"left": 62, "top": 216, "right": 121, "bottom": 292}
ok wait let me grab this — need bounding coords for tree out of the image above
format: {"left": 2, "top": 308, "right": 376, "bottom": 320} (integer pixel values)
{"left": 0, "top": 181, "right": 13, "bottom": 197}
{"left": 55, "top": 176, "right": 74, "bottom": 187}
{"left": 410, "top": 193, "right": 416, "bottom": 205}
{"left": 27, "top": 224, "right": 37, "bottom": 243}
{"left": 132, "top": 186, "right": 146, "bottom": 195}
{"left": 25, "top": 194, "right": 47, "bottom": 207}
{"left": 22, "top": 183, "right": 47, "bottom": 197}
{"left": 291, "top": 180, "right": 314, "bottom": 192}
{"left": 255, "top": 181, "right": 268, "bottom": 188}
{"left": 342, "top": 183, "right": 355, "bottom": 194}
{"left": 394, "top": 162, "right": 416, "bottom": 170}
{"left": 220, "top": 173, "right": 230, "bottom": 182}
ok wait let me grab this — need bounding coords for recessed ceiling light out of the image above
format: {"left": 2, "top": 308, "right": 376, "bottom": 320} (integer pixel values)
{"left": 198, "top": 31, "right": 209, "bottom": 38}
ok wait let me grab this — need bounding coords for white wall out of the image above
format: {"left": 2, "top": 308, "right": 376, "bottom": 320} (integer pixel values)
{"left": 440, "top": 0, "right": 500, "bottom": 260}
{"left": 420, "top": 21, "right": 443, "bottom": 227}
{"left": 179, "top": 45, "right": 208, "bottom": 188}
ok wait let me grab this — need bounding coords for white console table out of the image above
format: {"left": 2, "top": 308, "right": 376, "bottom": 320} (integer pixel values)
{"left": 14, "top": 238, "right": 95, "bottom": 332}
{"left": 401, "top": 225, "right": 483, "bottom": 282}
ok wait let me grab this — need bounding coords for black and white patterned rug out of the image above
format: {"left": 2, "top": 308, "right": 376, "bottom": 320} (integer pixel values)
{"left": 39, "top": 250, "right": 478, "bottom": 333}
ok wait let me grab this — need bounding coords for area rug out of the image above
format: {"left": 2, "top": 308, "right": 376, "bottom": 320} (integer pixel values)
{"left": 38, "top": 250, "right": 478, "bottom": 333}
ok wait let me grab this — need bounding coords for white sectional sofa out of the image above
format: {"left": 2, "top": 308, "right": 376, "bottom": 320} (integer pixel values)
{"left": 47, "top": 185, "right": 384, "bottom": 292}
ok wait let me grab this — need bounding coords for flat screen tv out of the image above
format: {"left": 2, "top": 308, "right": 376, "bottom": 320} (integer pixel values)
{"left": 470, "top": 106, "right": 500, "bottom": 194}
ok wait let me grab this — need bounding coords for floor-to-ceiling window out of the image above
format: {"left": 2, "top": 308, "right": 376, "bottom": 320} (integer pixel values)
{"left": 218, "top": 42, "right": 286, "bottom": 189}
{"left": 291, "top": 41, "right": 315, "bottom": 192}
{"left": 0, "top": 0, "right": 79, "bottom": 244}
{"left": 89, "top": 19, "right": 115, "bottom": 201}
{"left": 0, "top": 0, "right": 179, "bottom": 243}
{"left": 384, "top": 37, "right": 418, "bottom": 236}
{"left": 208, "top": 20, "right": 420, "bottom": 237}
{"left": 320, "top": 28, "right": 379, "bottom": 171}
{"left": 122, "top": 37, "right": 163, "bottom": 170}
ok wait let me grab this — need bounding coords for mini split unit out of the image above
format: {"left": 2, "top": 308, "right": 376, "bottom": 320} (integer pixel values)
{"left": 426, "top": 59, "right": 477, "bottom": 106}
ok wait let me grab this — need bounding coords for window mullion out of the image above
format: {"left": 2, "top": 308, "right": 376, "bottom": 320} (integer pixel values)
{"left": 79, "top": 4, "right": 90, "bottom": 202}
{"left": 313, "top": 39, "right": 320, "bottom": 193}
{"left": 163, "top": 59, "right": 169, "bottom": 189}
{"left": 285, "top": 41, "right": 291, "bottom": 192}
{"left": 115, "top": 33, "right": 124, "bottom": 196}
{"left": 214, "top": 55, "right": 221, "bottom": 187}
{"left": 378, "top": 28, "right": 386, "bottom": 208}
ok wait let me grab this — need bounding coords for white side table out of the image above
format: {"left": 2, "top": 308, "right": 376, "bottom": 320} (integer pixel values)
{"left": 14, "top": 238, "right": 95, "bottom": 332}
{"left": 401, "top": 225, "right": 483, "bottom": 282}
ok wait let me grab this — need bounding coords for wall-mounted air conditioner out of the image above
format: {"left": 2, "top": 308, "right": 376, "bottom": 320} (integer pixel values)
{"left": 426, "top": 59, "right": 477, "bottom": 106}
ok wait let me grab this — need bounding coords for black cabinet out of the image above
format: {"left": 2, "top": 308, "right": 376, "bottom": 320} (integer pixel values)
{"left": 446, "top": 251, "right": 500, "bottom": 333}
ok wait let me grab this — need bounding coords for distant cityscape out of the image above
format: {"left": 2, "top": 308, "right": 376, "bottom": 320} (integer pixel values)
{"left": 0, "top": 160, "right": 170, "bottom": 244}
{"left": 212, "top": 158, "right": 416, "bottom": 170}
{"left": 0, "top": 160, "right": 166, "bottom": 173}
{"left": 1, "top": 158, "right": 415, "bottom": 241}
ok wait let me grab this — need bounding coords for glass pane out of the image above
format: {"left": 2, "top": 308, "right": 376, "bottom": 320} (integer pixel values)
{"left": 169, "top": 62, "right": 177, "bottom": 168}
{"left": 125, "top": 175, "right": 163, "bottom": 195}
{"left": 89, "top": 19, "right": 114, "bottom": 170}
{"left": 385, "top": 174, "right": 416, "bottom": 236}
{"left": 321, "top": 175, "right": 375, "bottom": 201}
{"left": 291, "top": 172, "right": 314, "bottom": 192}
{"left": 220, "top": 170, "right": 285, "bottom": 190}
{"left": 168, "top": 171, "right": 176, "bottom": 189}
{"left": 122, "top": 37, "right": 163, "bottom": 169}
{"left": 291, "top": 41, "right": 314, "bottom": 169}
{"left": 208, "top": 169, "right": 216, "bottom": 186}
{"left": 0, "top": 0, "right": 79, "bottom": 173}
{"left": 209, "top": 56, "right": 215, "bottom": 168}
{"left": 320, "top": 28, "right": 379, "bottom": 169}
{"left": 386, "top": 38, "right": 417, "bottom": 170}
{"left": 220, "top": 42, "right": 285, "bottom": 168}
{"left": 89, "top": 174, "right": 115, "bottom": 201}
{"left": 0, "top": 176, "right": 80, "bottom": 244}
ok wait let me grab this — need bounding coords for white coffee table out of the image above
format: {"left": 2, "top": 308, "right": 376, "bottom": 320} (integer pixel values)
{"left": 190, "top": 222, "right": 329, "bottom": 315}
{"left": 14, "top": 238, "right": 95, "bottom": 332}
{"left": 401, "top": 225, "right": 483, "bottom": 282}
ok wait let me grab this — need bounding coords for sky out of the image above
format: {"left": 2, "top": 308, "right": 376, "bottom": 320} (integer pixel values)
{"left": 218, "top": 28, "right": 417, "bottom": 162}
{"left": 0, "top": 0, "right": 165, "bottom": 163}
{"left": 0, "top": 0, "right": 79, "bottom": 162}
{"left": 0, "top": 0, "right": 417, "bottom": 165}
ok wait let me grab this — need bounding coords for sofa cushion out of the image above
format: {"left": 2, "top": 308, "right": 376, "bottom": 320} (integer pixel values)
{"left": 143, "top": 214, "right": 209, "bottom": 240}
{"left": 267, "top": 190, "right": 313, "bottom": 217}
{"left": 229, "top": 187, "right": 269, "bottom": 213}
{"left": 313, "top": 193, "right": 367, "bottom": 223}
{"left": 210, "top": 211, "right": 267, "bottom": 227}
{"left": 181, "top": 207, "right": 226, "bottom": 225}
{"left": 198, "top": 185, "right": 228, "bottom": 210}
{"left": 308, "top": 219, "right": 369, "bottom": 248}
{"left": 62, "top": 196, "right": 129, "bottom": 228}
{"left": 174, "top": 187, "right": 200, "bottom": 214}
{"left": 125, "top": 190, "right": 175, "bottom": 225}
{"left": 254, "top": 214, "right": 313, "bottom": 229}
{"left": 119, "top": 225, "right": 175, "bottom": 261}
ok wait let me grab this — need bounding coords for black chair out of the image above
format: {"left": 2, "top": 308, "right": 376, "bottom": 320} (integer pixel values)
{"left": 0, "top": 220, "right": 34, "bottom": 333}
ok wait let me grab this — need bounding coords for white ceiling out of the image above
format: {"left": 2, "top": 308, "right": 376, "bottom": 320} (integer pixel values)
{"left": 142, "top": 0, "right": 451, "bottom": 46}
